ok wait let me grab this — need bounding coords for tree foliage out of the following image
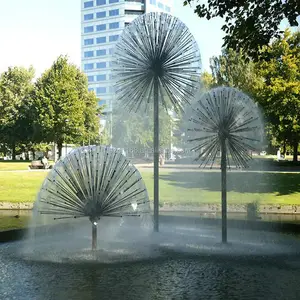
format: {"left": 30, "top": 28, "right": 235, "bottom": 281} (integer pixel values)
{"left": 112, "top": 107, "right": 177, "bottom": 156}
{"left": 184, "top": 0, "right": 300, "bottom": 58}
{"left": 0, "top": 66, "right": 35, "bottom": 159}
{"left": 257, "top": 30, "right": 300, "bottom": 161}
{"left": 32, "top": 56, "right": 100, "bottom": 158}
{"left": 209, "top": 48, "right": 263, "bottom": 98}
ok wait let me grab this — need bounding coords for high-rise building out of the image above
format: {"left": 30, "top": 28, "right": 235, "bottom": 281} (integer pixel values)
{"left": 81, "top": 0, "right": 173, "bottom": 118}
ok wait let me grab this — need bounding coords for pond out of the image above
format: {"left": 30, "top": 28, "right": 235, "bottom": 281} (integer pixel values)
{"left": 1, "top": 217, "right": 300, "bottom": 300}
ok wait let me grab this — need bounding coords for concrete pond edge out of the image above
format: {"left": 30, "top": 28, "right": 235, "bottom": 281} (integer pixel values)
{"left": 1, "top": 202, "right": 300, "bottom": 214}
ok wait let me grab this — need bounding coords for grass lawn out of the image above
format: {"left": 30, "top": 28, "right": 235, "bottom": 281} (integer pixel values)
{"left": 0, "top": 171, "right": 48, "bottom": 203}
{"left": 0, "top": 161, "right": 31, "bottom": 171}
{"left": 0, "top": 169, "right": 300, "bottom": 206}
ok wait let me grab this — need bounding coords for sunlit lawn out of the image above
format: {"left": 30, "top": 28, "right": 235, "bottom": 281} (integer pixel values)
{"left": 0, "top": 169, "right": 300, "bottom": 206}
{"left": 0, "top": 161, "right": 31, "bottom": 171}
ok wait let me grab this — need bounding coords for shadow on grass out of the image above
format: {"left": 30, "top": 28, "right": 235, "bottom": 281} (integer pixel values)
{"left": 160, "top": 171, "right": 300, "bottom": 196}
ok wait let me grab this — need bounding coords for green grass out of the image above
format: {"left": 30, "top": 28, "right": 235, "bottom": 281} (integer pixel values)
{"left": 0, "top": 169, "right": 300, "bottom": 206}
{"left": 0, "top": 161, "right": 32, "bottom": 171}
{"left": 0, "top": 171, "right": 48, "bottom": 203}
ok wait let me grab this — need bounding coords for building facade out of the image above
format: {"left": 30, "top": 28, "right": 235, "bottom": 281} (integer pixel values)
{"left": 81, "top": 0, "right": 173, "bottom": 115}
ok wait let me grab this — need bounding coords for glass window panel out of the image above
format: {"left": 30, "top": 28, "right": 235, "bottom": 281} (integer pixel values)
{"left": 84, "top": 26, "right": 94, "bottom": 33}
{"left": 84, "top": 63, "right": 94, "bottom": 70}
{"left": 96, "top": 87, "right": 107, "bottom": 94}
{"left": 84, "top": 51, "right": 94, "bottom": 58}
{"left": 96, "top": 11, "right": 106, "bottom": 18}
{"left": 96, "top": 49, "right": 106, "bottom": 56}
{"left": 84, "top": 38, "right": 94, "bottom": 45}
{"left": 84, "top": 1, "right": 94, "bottom": 8}
{"left": 96, "top": 24, "right": 106, "bottom": 31}
{"left": 96, "top": 74, "right": 106, "bottom": 81}
{"left": 96, "top": 62, "right": 106, "bottom": 68}
{"left": 109, "top": 9, "right": 119, "bottom": 16}
{"left": 96, "top": 0, "right": 106, "bottom": 5}
{"left": 109, "top": 22, "right": 119, "bottom": 29}
{"left": 109, "top": 35, "right": 119, "bottom": 42}
{"left": 84, "top": 13, "right": 94, "bottom": 20}
{"left": 88, "top": 76, "right": 94, "bottom": 82}
{"left": 96, "top": 36, "right": 106, "bottom": 43}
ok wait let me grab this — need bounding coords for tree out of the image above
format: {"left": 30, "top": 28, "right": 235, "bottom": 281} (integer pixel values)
{"left": 184, "top": 0, "right": 300, "bottom": 58}
{"left": 209, "top": 48, "right": 263, "bottom": 98}
{"left": 0, "top": 66, "right": 35, "bottom": 159}
{"left": 33, "top": 56, "right": 100, "bottom": 158}
{"left": 257, "top": 30, "right": 300, "bottom": 162}
{"left": 112, "top": 107, "right": 177, "bottom": 157}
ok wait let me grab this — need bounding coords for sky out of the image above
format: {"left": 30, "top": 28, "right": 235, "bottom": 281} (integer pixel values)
{"left": 0, "top": 0, "right": 225, "bottom": 77}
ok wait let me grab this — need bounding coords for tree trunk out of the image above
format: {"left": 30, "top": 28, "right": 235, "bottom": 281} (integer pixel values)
{"left": 283, "top": 139, "right": 286, "bottom": 157}
{"left": 11, "top": 141, "right": 16, "bottom": 160}
{"left": 57, "top": 142, "right": 63, "bottom": 159}
{"left": 293, "top": 139, "right": 298, "bottom": 163}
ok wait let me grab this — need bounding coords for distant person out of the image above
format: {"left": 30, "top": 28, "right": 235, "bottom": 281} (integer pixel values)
{"left": 41, "top": 155, "right": 49, "bottom": 169}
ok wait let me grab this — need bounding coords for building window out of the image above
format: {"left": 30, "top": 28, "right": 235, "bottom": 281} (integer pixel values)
{"left": 125, "top": 0, "right": 144, "bottom": 2}
{"left": 125, "top": 10, "right": 144, "bottom": 15}
{"left": 150, "top": 0, "right": 156, "bottom": 4}
{"left": 84, "top": 26, "right": 94, "bottom": 33}
{"left": 88, "top": 76, "right": 94, "bottom": 82}
{"left": 108, "top": 48, "right": 114, "bottom": 55}
{"left": 88, "top": 87, "right": 94, "bottom": 92}
{"left": 157, "top": 2, "right": 164, "bottom": 9}
{"left": 99, "top": 100, "right": 106, "bottom": 105}
{"left": 96, "top": 11, "right": 106, "bottom": 18}
{"left": 165, "top": 6, "right": 170, "bottom": 12}
{"left": 84, "top": 1, "right": 94, "bottom": 8}
{"left": 96, "top": 87, "right": 107, "bottom": 94}
{"left": 84, "top": 38, "right": 94, "bottom": 45}
{"left": 96, "top": 24, "right": 106, "bottom": 31}
{"left": 109, "top": 35, "right": 119, "bottom": 42}
{"left": 109, "top": 22, "right": 119, "bottom": 29}
{"left": 109, "top": 0, "right": 119, "bottom": 3}
{"left": 96, "top": 74, "right": 106, "bottom": 81}
{"left": 96, "top": 0, "right": 106, "bottom": 5}
{"left": 96, "top": 49, "right": 106, "bottom": 56}
{"left": 84, "top": 63, "right": 94, "bottom": 70}
{"left": 84, "top": 51, "right": 94, "bottom": 58}
{"left": 109, "top": 9, "right": 119, "bottom": 16}
{"left": 96, "top": 62, "right": 106, "bottom": 68}
{"left": 84, "top": 13, "right": 94, "bottom": 21}
{"left": 109, "top": 86, "right": 115, "bottom": 93}
{"left": 96, "top": 36, "right": 106, "bottom": 44}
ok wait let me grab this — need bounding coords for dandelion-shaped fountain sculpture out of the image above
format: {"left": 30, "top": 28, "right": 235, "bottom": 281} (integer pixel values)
{"left": 113, "top": 12, "right": 201, "bottom": 231}
{"left": 35, "top": 146, "right": 150, "bottom": 250}
{"left": 188, "top": 87, "right": 264, "bottom": 243}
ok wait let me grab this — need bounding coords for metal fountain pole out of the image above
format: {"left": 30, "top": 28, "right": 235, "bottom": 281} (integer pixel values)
{"left": 153, "top": 77, "right": 159, "bottom": 232}
{"left": 221, "top": 137, "right": 227, "bottom": 243}
{"left": 92, "top": 221, "right": 97, "bottom": 250}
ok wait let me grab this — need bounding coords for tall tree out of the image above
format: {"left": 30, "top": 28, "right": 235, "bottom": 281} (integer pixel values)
{"left": 33, "top": 56, "right": 99, "bottom": 158}
{"left": 184, "top": 0, "right": 300, "bottom": 58}
{"left": 112, "top": 107, "right": 177, "bottom": 156}
{"left": 209, "top": 48, "right": 263, "bottom": 98}
{"left": 0, "top": 66, "right": 35, "bottom": 159}
{"left": 257, "top": 30, "right": 300, "bottom": 162}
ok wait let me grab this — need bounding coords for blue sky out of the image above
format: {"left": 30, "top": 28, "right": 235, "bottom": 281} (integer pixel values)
{"left": 0, "top": 0, "right": 224, "bottom": 77}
